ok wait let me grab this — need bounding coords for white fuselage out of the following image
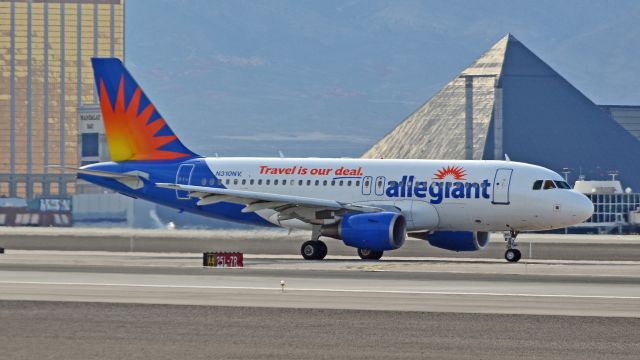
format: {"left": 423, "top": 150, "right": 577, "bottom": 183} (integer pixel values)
{"left": 199, "top": 157, "right": 593, "bottom": 232}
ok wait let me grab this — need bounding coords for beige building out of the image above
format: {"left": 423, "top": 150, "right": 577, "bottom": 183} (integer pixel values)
{"left": 0, "top": 0, "right": 124, "bottom": 199}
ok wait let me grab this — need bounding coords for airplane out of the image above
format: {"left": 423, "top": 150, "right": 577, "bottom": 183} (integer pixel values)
{"left": 64, "top": 58, "right": 594, "bottom": 263}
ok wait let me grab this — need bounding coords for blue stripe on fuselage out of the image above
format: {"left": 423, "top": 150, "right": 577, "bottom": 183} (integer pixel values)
{"left": 79, "top": 159, "right": 275, "bottom": 227}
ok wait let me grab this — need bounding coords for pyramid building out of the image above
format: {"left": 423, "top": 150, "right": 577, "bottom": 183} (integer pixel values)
{"left": 363, "top": 34, "right": 640, "bottom": 189}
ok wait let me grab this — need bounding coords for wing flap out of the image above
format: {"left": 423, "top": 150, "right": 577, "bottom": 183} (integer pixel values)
{"left": 155, "top": 183, "right": 383, "bottom": 213}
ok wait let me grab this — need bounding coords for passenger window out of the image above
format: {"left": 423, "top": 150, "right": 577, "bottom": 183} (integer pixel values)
{"left": 339, "top": 180, "right": 344, "bottom": 186}
{"left": 266, "top": 179, "right": 270, "bottom": 185}
{"left": 209, "top": 178, "right": 215, "bottom": 186}
{"left": 298, "top": 180, "right": 303, "bottom": 186}
{"left": 274, "top": 179, "right": 278, "bottom": 185}
{"left": 543, "top": 180, "right": 556, "bottom": 190}
{"left": 201, "top": 178, "right": 207, "bottom": 186}
{"left": 242, "top": 179, "right": 246, "bottom": 185}
{"left": 554, "top": 180, "right": 571, "bottom": 189}
{"left": 250, "top": 179, "right": 254, "bottom": 185}
{"left": 331, "top": 180, "right": 336, "bottom": 186}
{"left": 315, "top": 180, "right": 320, "bottom": 186}
{"left": 307, "top": 180, "right": 311, "bottom": 186}
{"left": 347, "top": 180, "right": 352, "bottom": 186}
{"left": 283, "top": 179, "right": 287, "bottom": 186}
{"left": 258, "top": 179, "right": 262, "bottom": 185}
{"left": 225, "top": 179, "right": 230, "bottom": 185}
{"left": 323, "top": 180, "right": 328, "bottom": 186}
{"left": 533, "top": 180, "right": 543, "bottom": 190}
{"left": 355, "top": 181, "right": 360, "bottom": 186}
{"left": 234, "top": 179, "right": 238, "bottom": 185}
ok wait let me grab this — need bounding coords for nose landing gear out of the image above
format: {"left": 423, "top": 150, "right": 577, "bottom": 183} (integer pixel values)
{"left": 504, "top": 230, "right": 521, "bottom": 262}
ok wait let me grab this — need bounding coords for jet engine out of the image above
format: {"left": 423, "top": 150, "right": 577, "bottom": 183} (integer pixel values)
{"left": 322, "top": 212, "right": 406, "bottom": 251}
{"left": 414, "top": 231, "right": 490, "bottom": 252}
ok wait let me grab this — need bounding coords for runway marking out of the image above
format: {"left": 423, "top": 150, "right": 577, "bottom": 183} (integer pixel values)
{"left": 0, "top": 280, "right": 639, "bottom": 300}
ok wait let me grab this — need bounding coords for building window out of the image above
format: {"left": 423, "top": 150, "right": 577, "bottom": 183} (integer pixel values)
{"left": 81, "top": 133, "right": 99, "bottom": 157}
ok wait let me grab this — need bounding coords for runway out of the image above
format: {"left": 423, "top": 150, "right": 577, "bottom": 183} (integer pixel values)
{"left": 1, "top": 251, "right": 639, "bottom": 317}
{"left": 1, "top": 236, "right": 640, "bottom": 358}
{"left": 2, "top": 227, "right": 640, "bottom": 261}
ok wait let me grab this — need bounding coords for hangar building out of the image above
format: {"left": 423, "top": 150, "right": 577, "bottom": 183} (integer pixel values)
{"left": 363, "top": 34, "right": 640, "bottom": 190}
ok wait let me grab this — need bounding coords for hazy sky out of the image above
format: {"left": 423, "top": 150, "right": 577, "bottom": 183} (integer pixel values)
{"left": 125, "top": 0, "right": 640, "bottom": 158}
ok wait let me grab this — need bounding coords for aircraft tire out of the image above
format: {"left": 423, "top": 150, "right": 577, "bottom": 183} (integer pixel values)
{"left": 317, "top": 241, "right": 328, "bottom": 259}
{"left": 358, "top": 248, "right": 383, "bottom": 260}
{"left": 505, "top": 249, "right": 521, "bottom": 263}
{"left": 301, "top": 241, "right": 326, "bottom": 260}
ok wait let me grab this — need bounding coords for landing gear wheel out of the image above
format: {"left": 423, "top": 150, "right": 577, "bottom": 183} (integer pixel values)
{"left": 358, "top": 248, "right": 384, "bottom": 260}
{"left": 301, "top": 240, "right": 327, "bottom": 260}
{"left": 505, "top": 249, "right": 521, "bottom": 263}
{"left": 317, "top": 241, "right": 328, "bottom": 259}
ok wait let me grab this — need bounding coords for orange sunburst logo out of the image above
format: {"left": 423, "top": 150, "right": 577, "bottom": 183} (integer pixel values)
{"left": 433, "top": 166, "right": 467, "bottom": 180}
{"left": 99, "top": 75, "right": 191, "bottom": 161}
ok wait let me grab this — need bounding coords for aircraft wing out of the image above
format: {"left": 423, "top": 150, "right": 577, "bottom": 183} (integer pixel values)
{"left": 156, "top": 182, "right": 384, "bottom": 224}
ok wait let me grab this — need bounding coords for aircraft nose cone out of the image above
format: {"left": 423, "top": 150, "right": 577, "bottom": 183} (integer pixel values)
{"left": 573, "top": 193, "right": 594, "bottom": 223}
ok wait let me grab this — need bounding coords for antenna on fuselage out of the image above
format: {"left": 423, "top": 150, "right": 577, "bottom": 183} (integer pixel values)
{"left": 504, "top": 154, "right": 511, "bottom": 161}
{"left": 278, "top": 151, "right": 285, "bottom": 158}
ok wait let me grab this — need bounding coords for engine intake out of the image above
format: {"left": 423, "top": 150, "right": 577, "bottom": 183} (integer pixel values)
{"left": 322, "top": 212, "right": 406, "bottom": 251}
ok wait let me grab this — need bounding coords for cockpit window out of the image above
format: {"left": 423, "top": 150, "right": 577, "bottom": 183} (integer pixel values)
{"left": 543, "top": 180, "right": 556, "bottom": 190}
{"left": 554, "top": 180, "right": 571, "bottom": 189}
{"left": 532, "top": 180, "right": 543, "bottom": 190}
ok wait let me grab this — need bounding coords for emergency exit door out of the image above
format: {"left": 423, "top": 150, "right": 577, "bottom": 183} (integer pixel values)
{"left": 175, "top": 164, "right": 194, "bottom": 200}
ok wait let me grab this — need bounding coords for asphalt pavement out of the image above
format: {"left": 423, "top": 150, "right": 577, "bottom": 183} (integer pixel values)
{"left": 1, "top": 301, "right": 639, "bottom": 360}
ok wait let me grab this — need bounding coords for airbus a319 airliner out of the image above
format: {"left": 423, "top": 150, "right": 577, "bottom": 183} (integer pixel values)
{"left": 63, "top": 58, "right": 593, "bottom": 262}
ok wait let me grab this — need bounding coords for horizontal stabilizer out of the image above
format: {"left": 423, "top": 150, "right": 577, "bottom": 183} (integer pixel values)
{"left": 47, "top": 166, "right": 148, "bottom": 190}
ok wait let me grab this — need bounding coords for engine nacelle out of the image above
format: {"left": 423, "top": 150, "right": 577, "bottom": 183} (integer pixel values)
{"left": 423, "top": 231, "right": 490, "bottom": 252}
{"left": 322, "top": 212, "right": 406, "bottom": 251}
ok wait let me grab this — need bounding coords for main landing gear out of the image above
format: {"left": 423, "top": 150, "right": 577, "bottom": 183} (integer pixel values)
{"left": 300, "top": 240, "right": 327, "bottom": 260}
{"left": 300, "top": 227, "right": 327, "bottom": 260}
{"left": 299, "top": 227, "right": 384, "bottom": 261}
{"left": 504, "top": 230, "right": 521, "bottom": 263}
{"left": 357, "top": 248, "right": 384, "bottom": 260}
